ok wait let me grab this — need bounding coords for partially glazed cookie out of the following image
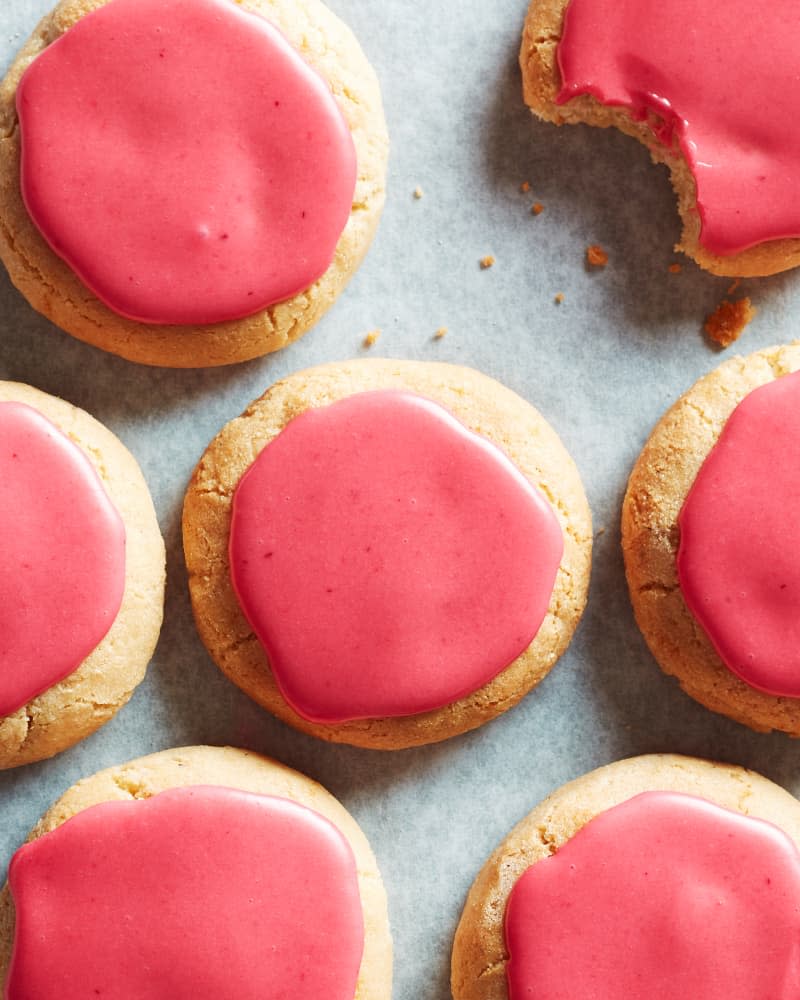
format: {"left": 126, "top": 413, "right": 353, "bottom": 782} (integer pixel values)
{"left": 520, "top": 0, "right": 800, "bottom": 276}
{"left": 0, "top": 382, "right": 165, "bottom": 768}
{"left": 622, "top": 343, "right": 800, "bottom": 735}
{"left": 0, "top": 745, "right": 392, "bottom": 999}
{"left": 183, "top": 359, "right": 592, "bottom": 749}
{"left": 0, "top": 0, "right": 388, "bottom": 366}
{"left": 452, "top": 754, "right": 800, "bottom": 1000}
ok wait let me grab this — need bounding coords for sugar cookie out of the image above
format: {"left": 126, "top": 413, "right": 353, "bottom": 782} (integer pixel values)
{"left": 452, "top": 754, "right": 800, "bottom": 1000}
{"left": 0, "top": 0, "right": 388, "bottom": 366}
{"left": 0, "top": 745, "right": 392, "bottom": 999}
{"left": 183, "top": 359, "right": 592, "bottom": 748}
{"left": 0, "top": 381, "right": 164, "bottom": 768}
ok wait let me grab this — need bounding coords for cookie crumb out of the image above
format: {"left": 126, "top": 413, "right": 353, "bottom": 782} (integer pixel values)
{"left": 668, "top": 263, "right": 682, "bottom": 274}
{"left": 480, "top": 255, "right": 495, "bottom": 269}
{"left": 413, "top": 186, "right": 424, "bottom": 200}
{"left": 363, "top": 328, "right": 381, "bottom": 348}
{"left": 554, "top": 292, "right": 564, "bottom": 304}
{"left": 520, "top": 180, "right": 531, "bottom": 193}
{"left": 433, "top": 326, "right": 447, "bottom": 340}
{"left": 704, "top": 297, "right": 756, "bottom": 348}
{"left": 531, "top": 202, "right": 544, "bottom": 216}
{"left": 727, "top": 277, "right": 741, "bottom": 295}
{"left": 586, "top": 244, "right": 608, "bottom": 267}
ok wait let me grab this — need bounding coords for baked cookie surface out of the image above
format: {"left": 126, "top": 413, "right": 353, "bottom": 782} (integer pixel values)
{"left": 520, "top": 0, "right": 800, "bottom": 276}
{"left": 0, "top": 745, "right": 392, "bottom": 999}
{"left": 0, "top": 0, "right": 388, "bottom": 366}
{"left": 622, "top": 343, "right": 800, "bottom": 735}
{"left": 182, "top": 358, "right": 592, "bottom": 749}
{"left": 451, "top": 753, "right": 800, "bottom": 1000}
{"left": 0, "top": 381, "right": 165, "bottom": 768}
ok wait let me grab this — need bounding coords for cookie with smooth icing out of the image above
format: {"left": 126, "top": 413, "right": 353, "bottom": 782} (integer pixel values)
{"left": 182, "top": 359, "right": 592, "bottom": 749}
{"left": 622, "top": 343, "right": 800, "bottom": 735}
{"left": 0, "top": 0, "right": 388, "bottom": 366}
{"left": 0, "top": 745, "right": 392, "bottom": 999}
{"left": 0, "top": 381, "right": 164, "bottom": 768}
{"left": 520, "top": 0, "right": 800, "bottom": 276}
{"left": 452, "top": 753, "right": 800, "bottom": 1000}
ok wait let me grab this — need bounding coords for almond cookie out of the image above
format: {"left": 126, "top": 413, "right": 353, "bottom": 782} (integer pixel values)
{"left": 520, "top": 0, "right": 800, "bottom": 276}
{"left": 182, "top": 358, "right": 592, "bottom": 749}
{"left": 452, "top": 753, "right": 800, "bottom": 1000}
{"left": 0, "top": 0, "right": 388, "bottom": 366}
{"left": 622, "top": 343, "right": 800, "bottom": 735}
{"left": 0, "top": 381, "right": 165, "bottom": 768}
{"left": 0, "top": 745, "right": 392, "bottom": 999}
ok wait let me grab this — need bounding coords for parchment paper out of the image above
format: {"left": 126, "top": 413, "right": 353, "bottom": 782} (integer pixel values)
{"left": 1, "top": 2, "right": 798, "bottom": 997}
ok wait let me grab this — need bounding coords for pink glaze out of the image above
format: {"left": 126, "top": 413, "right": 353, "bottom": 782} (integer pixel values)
{"left": 677, "top": 370, "right": 800, "bottom": 697}
{"left": 6, "top": 786, "right": 364, "bottom": 1000}
{"left": 0, "top": 401, "right": 125, "bottom": 716}
{"left": 556, "top": 0, "right": 800, "bottom": 255}
{"left": 16, "top": 0, "right": 356, "bottom": 325}
{"left": 505, "top": 791, "right": 800, "bottom": 1000}
{"left": 229, "top": 390, "right": 563, "bottom": 723}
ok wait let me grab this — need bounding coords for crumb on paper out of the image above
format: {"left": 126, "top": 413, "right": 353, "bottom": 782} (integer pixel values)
{"left": 433, "top": 326, "right": 447, "bottom": 340}
{"left": 704, "top": 297, "right": 755, "bottom": 348}
{"left": 727, "top": 277, "right": 741, "bottom": 295}
{"left": 531, "top": 202, "right": 544, "bottom": 216}
{"left": 595, "top": 526, "right": 606, "bottom": 538}
{"left": 363, "top": 328, "right": 381, "bottom": 348}
{"left": 520, "top": 180, "right": 531, "bottom": 193}
{"left": 413, "top": 186, "right": 424, "bottom": 200}
{"left": 668, "top": 263, "right": 682, "bottom": 274}
{"left": 480, "top": 255, "right": 495, "bottom": 269}
{"left": 586, "top": 244, "right": 608, "bottom": 267}
{"left": 554, "top": 292, "right": 565, "bottom": 304}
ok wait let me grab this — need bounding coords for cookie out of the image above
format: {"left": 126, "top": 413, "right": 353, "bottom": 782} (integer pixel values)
{"left": 0, "top": 381, "right": 165, "bottom": 768}
{"left": 520, "top": 0, "right": 800, "bottom": 276}
{"left": 0, "top": 0, "right": 388, "bottom": 367}
{"left": 183, "top": 358, "right": 592, "bottom": 749}
{"left": 0, "top": 745, "right": 392, "bottom": 999}
{"left": 622, "top": 343, "right": 800, "bottom": 735}
{"left": 452, "top": 753, "right": 800, "bottom": 1000}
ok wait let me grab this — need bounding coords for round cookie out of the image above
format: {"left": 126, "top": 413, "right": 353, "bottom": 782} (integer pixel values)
{"left": 520, "top": 0, "right": 800, "bottom": 277}
{"left": 0, "top": 745, "right": 392, "bottom": 998}
{"left": 0, "top": 381, "right": 165, "bottom": 768}
{"left": 182, "top": 358, "right": 592, "bottom": 749}
{"left": 0, "top": 0, "right": 388, "bottom": 367}
{"left": 622, "top": 343, "right": 800, "bottom": 736}
{"left": 452, "top": 753, "right": 800, "bottom": 1000}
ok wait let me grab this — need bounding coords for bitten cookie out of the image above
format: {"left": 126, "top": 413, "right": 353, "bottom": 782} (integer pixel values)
{"left": 0, "top": 745, "right": 392, "bottom": 999}
{"left": 520, "top": 0, "right": 800, "bottom": 276}
{"left": 622, "top": 343, "right": 800, "bottom": 736}
{"left": 183, "top": 358, "right": 592, "bottom": 749}
{"left": 0, "top": 381, "right": 165, "bottom": 768}
{"left": 452, "top": 753, "right": 800, "bottom": 1000}
{"left": 0, "top": 0, "right": 388, "bottom": 367}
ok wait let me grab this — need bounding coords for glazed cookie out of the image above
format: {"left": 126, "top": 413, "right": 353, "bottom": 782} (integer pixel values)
{"left": 0, "top": 381, "right": 164, "bottom": 768}
{"left": 0, "top": 0, "right": 388, "bottom": 367}
{"left": 452, "top": 753, "right": 800, "bottom": 1000}
{"left": 622, "top": 343, "right": 800, "bottom": 735}
{"left": 520, "top": 0, "right": 800, "bottom": 276}
{"left": 0, "top": 745, "right": 392, "bottom": 998}
{"left": 183, "top": 359, "right": 592, "bottom": 749}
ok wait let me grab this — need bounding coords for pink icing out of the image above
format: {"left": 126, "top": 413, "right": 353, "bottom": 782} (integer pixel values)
{"left": 229, "top": 390, "right": 564, "bottom": 723}
{"left": 677, "top": 370, "right": 800, "bottom": 697}
{"left": 0, "top": 401, "right": 125, "bottom": 716}
{"left": 6, "top": 786, "right": 364, "bottom": 1000}
{"left": 505, "top": 791, "right": 800, "bottom": 1000}
{"left": 556, "top": 0, "right": 800, "bottom": 255}
{"left": 16, "top": 0, "right": 356, "bottom": 325}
